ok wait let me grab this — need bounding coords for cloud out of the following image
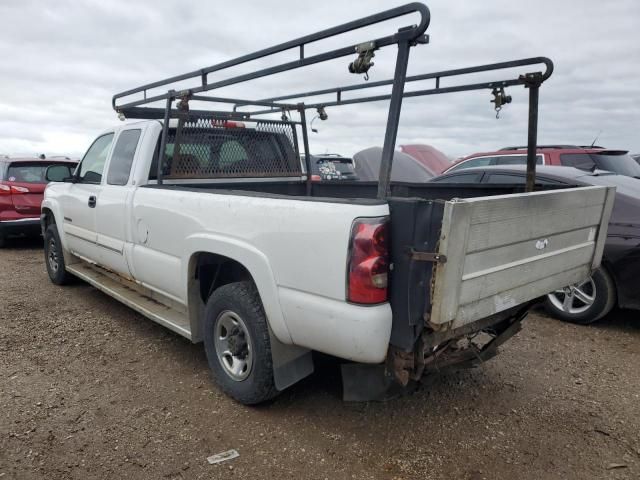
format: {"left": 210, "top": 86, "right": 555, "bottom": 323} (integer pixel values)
{"left": 0, "top": 0, "right": 638, "bottom": 159}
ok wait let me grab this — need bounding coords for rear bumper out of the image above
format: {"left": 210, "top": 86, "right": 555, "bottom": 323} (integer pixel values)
{"left": 0, "top": 217, "right": 42, "bottom": 237}
{"left": 278, "top": 287, "right": 392, "bottom": 363}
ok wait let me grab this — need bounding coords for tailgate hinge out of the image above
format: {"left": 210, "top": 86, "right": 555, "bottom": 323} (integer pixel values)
{"left": 409, "top": 248, "right": 447, "bottom": 264}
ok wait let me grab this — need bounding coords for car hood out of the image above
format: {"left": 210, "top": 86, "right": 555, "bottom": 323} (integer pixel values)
{"left": 353, "top": 147, "right": 434, "bottom": 182}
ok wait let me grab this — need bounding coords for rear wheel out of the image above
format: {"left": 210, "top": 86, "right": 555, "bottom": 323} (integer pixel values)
{"left": 545, "top": 267, "right": 616, "bottom": 325}
{"left": 44, "top": 224, "right": 72, "bottom": 285}
{"left": 0, "top": 232, "right": 5, "bottom": 248}
{"left": 203, "top": 281, "right": 278, "bottom": 405}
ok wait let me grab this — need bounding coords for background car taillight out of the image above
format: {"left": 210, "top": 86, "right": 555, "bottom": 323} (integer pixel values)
{"left": 347, "top": 217, "right": 390, "bottom": 304}
{"left": 0, "top": 184, "right": 30, "bottom": 195}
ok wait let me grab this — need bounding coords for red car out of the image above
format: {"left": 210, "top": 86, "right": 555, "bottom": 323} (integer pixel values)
{"left": 445, "top": 145, "right": 640, "bottom": 177}
{"left": 0, "top": 156, "right": 77, "bottom": 247}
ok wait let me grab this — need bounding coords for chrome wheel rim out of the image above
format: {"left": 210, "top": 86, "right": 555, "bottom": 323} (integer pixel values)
{"left": 214, "top": 310, "right": 253, "bottom": 381}
{"left": 47, "top": 237, "right": 59, "bottom": 273}
{"left": 547, "top": 277, "right": 596, "bottom": 314}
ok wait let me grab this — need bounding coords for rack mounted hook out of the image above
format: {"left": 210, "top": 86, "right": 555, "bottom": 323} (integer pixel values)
{"left": 349, "top": 41, "right": 377, "bottom": 81}
{"left": 491, "top": 87, "right": 512, "bottom": 119}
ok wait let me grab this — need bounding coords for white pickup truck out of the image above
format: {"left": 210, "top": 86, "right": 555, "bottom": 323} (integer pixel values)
{"left": 41, "top": 4, "right": 615, "bottom": 404}
{"left": 41, "top": 118, "right": 614, "bottom": 403}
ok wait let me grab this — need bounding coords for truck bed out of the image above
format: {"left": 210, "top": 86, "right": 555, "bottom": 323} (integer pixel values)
{"left": 145, "top": 180, "right": 614, "bottom": 352}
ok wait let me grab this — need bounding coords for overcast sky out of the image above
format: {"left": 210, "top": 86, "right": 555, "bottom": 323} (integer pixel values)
{"left": 1, "top": 0, "right": 639, "bottom": 160}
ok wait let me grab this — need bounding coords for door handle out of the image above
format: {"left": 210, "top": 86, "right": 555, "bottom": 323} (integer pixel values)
{"left": 88, "top": 195, "right": 97, "bottom": 208}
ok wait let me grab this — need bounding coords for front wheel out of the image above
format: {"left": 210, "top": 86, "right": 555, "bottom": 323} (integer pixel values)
{"left": 44, "top": 224, "right": 73, "bottom": 285}
{"left": 545, "top": 267, "right": 616, "bottom": 325}
{"left": 203, "top": 281, "right": 278, "bottom": 405}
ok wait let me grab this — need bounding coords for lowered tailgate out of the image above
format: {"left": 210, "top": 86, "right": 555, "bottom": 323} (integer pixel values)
{"left": 429, "top": 186, "right": 615, "bottom": 329}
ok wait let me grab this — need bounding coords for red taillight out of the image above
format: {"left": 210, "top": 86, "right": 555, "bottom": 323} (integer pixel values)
{"left": 10, "top": 185, "right": 29, "bottom": 194}
{"left": 0, "top": 184, "right": 10, "bottom": 195}
{"left": 347, "top": 217, "right": 390, "bottom": 304}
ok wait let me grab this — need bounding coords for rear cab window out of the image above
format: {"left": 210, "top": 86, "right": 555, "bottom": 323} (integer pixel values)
{"left": 148, "top": 127, "right": 299, "bottom": 180}
{"left": 107, "top": 129, "right": 141, "bottom": 185}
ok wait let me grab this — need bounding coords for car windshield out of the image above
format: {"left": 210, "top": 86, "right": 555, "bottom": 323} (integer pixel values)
{"left": 591, "top": 152, "right": 640, "bottom": 177}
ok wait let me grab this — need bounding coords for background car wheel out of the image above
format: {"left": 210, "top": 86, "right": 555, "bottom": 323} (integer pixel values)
{"left": 44, "top": 224, "right": 72, "bottom": 285}
{"left": 545, "top": 267, "right": 616, "bottom": 325}
{"left": 203, "top": 281, "right": 278, "bottom": 405}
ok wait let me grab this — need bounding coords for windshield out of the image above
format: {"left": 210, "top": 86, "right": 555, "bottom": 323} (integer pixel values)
{"left": 592, "top": 153, "right": 640, "bottom": 177}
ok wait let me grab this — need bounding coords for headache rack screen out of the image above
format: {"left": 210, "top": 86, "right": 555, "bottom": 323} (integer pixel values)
{"left": 156, "top": 119, "right": 302, "bottom": 180}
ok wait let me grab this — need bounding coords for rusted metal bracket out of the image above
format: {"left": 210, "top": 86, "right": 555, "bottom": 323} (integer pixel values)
{"left": 409, "top": 248, "right": 447, "bottom": 264}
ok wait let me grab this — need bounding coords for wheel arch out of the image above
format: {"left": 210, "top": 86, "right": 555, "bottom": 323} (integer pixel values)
{"left": 182, "top": 234, "right": 291, "bottom": 345}
{"left": 41, "top": 204, "right": 75, "bottom": 266}
{"left": 41, "top": 206, "right": 56, "bottom": 228}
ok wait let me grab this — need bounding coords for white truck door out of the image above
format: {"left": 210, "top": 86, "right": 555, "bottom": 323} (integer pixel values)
{"left": 61, "top": 133, "right": 114, "bottom": 261}
{"left": 93, "top": 128, "right": 143, "bottom": 277}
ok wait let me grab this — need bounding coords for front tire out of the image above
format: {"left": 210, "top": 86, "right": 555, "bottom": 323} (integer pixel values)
{"left": 203, "top": 281, "right": 278, "bottom": 405}
{"left": 545, "top": 267, "right": 616, "bottom": 325}
{"left": 44, "top": 224, "right": 72, "bottom": 285}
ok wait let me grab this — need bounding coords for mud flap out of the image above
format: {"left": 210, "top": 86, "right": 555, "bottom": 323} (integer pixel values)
{"left": 341, "top": 364, "right": 394, "bottom": 402}
{"left": 268, "top": 328, "right": 314, "bottom": 391}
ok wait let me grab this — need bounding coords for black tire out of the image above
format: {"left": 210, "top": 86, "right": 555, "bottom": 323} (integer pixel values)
{"left": 544, "top": 267, "right": 616, "bottom": 325}
{"left": 0, "top": 232, "right": 5, "bottom": 248}
{"left": 203, "top": 281, "right": 278, "bottom": 405}
{"left": 44, "top": 224, "right": 72, "bottom": 285}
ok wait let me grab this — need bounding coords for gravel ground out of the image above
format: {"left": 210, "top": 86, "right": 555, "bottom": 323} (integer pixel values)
{"left": 1, "top": 238, "right": 639, "bottom": 480}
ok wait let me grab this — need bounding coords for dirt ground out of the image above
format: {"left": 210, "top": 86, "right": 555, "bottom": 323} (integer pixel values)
{"left": 1, "top": 238, "right": 639, "bottom": 480}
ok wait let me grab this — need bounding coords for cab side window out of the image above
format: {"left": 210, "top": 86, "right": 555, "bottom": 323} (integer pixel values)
{"left": 78, "top": 134, "right": 114, "bottom": 184}
{"left": 107, "top": 129, "right": 141, "bottom": 185}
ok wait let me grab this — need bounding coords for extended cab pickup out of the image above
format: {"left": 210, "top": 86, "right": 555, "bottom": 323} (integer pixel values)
{"left": 41, "top": 4, "right": 615, "bottom": 403}
{"left": 41, "top": 119, "right": 614, "bottom": 403}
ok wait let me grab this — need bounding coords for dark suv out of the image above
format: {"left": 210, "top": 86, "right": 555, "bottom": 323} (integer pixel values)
{"left": 0, "top": 156, "right": 77, "bottom": 246}
{"left": 446, "top": 145, "right": 640, "bottom": 178}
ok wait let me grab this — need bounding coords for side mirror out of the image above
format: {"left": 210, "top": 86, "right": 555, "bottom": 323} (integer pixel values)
{"left": 46, "top": 165, "right": 74, "bottom": 183}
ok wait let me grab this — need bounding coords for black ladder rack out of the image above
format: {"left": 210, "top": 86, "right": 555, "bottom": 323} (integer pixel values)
{"left": 112, "top": 2, "right": 553, "bottom": 195}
